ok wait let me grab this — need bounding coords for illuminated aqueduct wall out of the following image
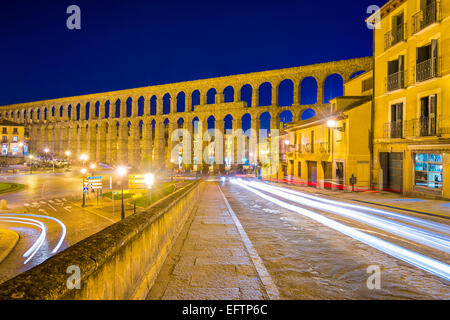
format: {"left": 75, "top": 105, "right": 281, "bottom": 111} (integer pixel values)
{"left": 0, "top": 57, "right": 372, "bottom": 171}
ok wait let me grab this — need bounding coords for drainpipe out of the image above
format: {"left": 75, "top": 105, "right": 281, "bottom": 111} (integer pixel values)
{"left": 370, "top": 27, "right": 376, "bottom": 191}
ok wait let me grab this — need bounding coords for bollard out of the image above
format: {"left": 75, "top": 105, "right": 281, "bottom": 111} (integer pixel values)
{"left": 1, "top": 199, "right": 7, "bottom": 210}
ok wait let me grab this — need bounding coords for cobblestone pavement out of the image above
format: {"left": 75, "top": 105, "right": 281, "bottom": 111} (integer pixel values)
{"left": 147, "top": 182, "right": 270, "bottom": 300}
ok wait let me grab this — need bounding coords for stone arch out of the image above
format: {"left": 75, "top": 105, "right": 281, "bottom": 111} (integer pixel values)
{"left": 240, "top": 84, "right": 252, "bottom": 107}
{"left": 278, "top": 79, "right": 294, "bottom": 107}
{"left": 177, "top": 117, "right": 184, "bottom": 128}
{"left": 191, "top": 90, "right": 201, "bottom": 111}
{"left": 258, "top": 82, "right": 272, "bottom": 107}
{"left": 207, "top": 115, "right": 215, "bottom": 130}
{"left": 224, "top": 114, "right": 233, "bottom": 131}
{"left": 94, "top": 101, "right": 100, "bottom": 118}
{"left": 163, "top": 93, "right": 171, "bottom": 115}
{"left": 115, "top": 99, "right": 121, "bottom": 118}
{"left": 349, "top": 70, "right": 366, "bottom": 80}
{"left": 51, "top": 106, "right": 56, "bottom": 118}
{"left": 138, "top": 120, "right": 144, "bottom": 139}
{"left": 323, "top": 73, "right": 344, "bottom": 104}
{"left": 300, "top": 77, "right": 318, "bottom": 105}
{"left": 138, "top": 96, "right": 145, "bottom": 116}
{"left": 223, "top": 86, "right": 234, "bottom": 103}
{"left": 126, "top": 97, "right": 133, "bottom": 117}
{"left": 300, "top": 108, "right": 316, "bottom": 120}
{"left": 59, "top": 106, "right": 64, "bottom": 118}
{"left": 85, "top": 102, "right": 90, "bottom": 120}
{"left": 150, "top": 95, "right": 157, "bottom": 116}
{"left": 242, "top": 113, "right": 251, "bottom": 133}
{"left": 207, "top": 88, "right": 217, "bottom": 105}
{"left": 177, "top": 92, "right": 186, "bottom": 113}
{"left": 44, "top": 107, "right": 48, "bottom": 121}
{"left": 105, "top": 100, "right": 110, "bottom": 119}
{"left": 259, "top": 111, "right": 271, "bottom": 134}
{"left": 279, "top": 110, "right": 293, "bottom": 128}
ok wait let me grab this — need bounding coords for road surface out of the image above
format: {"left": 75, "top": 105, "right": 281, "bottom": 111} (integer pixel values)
{"left": 221, "top": 179, "right": 449, "bottom": 299}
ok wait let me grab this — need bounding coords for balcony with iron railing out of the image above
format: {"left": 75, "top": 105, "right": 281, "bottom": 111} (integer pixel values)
{"left": 404, "top": 117, "right": 437, "bottom": 137}
{"left": 383, "top": 116, "right": 450, "bottom": 139}
{"left": 319, "top": 142, "right": 329, "bottom": 154}
{"left": 416, "top": 57, "right": 440, "bottom": 82}
{"left": 384, "top": 23, "right": 406, "bottom": 51}
{"left": 383, "top": 121, "right": 403, "bottom": 139}
{"left": 385, "top": 71, "right": 405, "bottom": 92}
{"left": 412, "top": 1, "right": 440, "bottom": 35}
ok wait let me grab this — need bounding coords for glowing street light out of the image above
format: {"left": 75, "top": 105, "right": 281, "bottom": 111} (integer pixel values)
{"left": 116, "top": 166, "right": 128, "bottom": 220}
{"left": 327, "top": 119, "right": 337, "bottom": 128}
{"left": 28, "top": 155, "right": 34, "bottom": 174}
{"left": 81, "top": 168, "right": 87, "bottom": 207}
{"left": 65, "top": 150, "right": 71, "bottom": 168}
{"left": 144, "top": 173, "right": 155, "bottom": 206}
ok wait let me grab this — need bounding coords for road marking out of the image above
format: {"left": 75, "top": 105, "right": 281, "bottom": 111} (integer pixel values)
{"left": 218, "top": 184, "right": 280, "bottom": 300}
{"left": 46, "top": 203, "right": 57, "bottom": 212}
{"left": 48, "top": 200, "right": 55, "bottom": 204}
{"left": 24, "top": 203, "right": 29, "bottom": 207}
{"left": 38, "top": 209, "right": 48, "bottom": 215}
{"left": 63, "top": 206, "right": 72, "bottom": 212}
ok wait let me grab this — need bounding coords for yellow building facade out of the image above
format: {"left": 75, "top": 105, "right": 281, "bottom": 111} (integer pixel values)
{"left": 0, "top": 119, "right": 28, "bottom": 164}
{"left": 370, "top": 0, "right": 450, "bottom": 199}
{"left": 280, "top": 71, "right": 373, "bottom": 191}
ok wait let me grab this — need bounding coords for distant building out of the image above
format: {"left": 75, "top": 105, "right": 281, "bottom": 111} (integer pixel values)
{"left": 0, "top": 119, "right": 28, "bottom": 165}
{"left": 278, "top": 71, "right": 373, "bottom": 191}
{"left": 369, "top": 0, "right": 450, "bottom": 199}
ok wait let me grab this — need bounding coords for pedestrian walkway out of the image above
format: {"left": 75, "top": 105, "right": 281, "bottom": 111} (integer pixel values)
{"left": 146, "top": 182, "right": 273, "bottom": 300}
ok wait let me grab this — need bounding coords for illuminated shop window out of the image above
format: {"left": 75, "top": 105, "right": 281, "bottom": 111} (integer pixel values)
{"left": 414, "top": 153, "right": 443, "bottom": 189}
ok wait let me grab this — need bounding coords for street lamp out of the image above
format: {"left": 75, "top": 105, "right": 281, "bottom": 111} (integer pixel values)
{"left": 170, "top": 158, "right": 175, "bottom": 181}
{"left": 144, "top": 173, "right": 155, "bottom": 206}
{"left": 81, "top": 168, "right": 87, "bottom": 207}
{"left": 90, "top": 163, "right": 96, "bottom": 176}
{"left": 28, "top": 155, "right": 34, "bottom": 174}
{"left": 80, "top": 153, "right": 88, "bottom": 167}
{"left": 44, "top": 148, "right": 55, "bottom": 173}
{"left": 327, "top": 119, "right": 338, "bottom": 189}
{"left": 65, "top": 150, "right": 71, "bottom": 168}
{"left": 116, "top": 166, "right": 127, "bottom": 220}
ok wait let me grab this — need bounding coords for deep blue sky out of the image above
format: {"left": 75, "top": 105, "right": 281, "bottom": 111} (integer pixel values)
{"left": 0, "top": 0, "right": 385, "bottom": 106}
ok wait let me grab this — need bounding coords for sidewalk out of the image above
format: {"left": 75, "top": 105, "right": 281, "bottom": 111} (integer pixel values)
{"left": 146, "top": 182, "right": 272, "bottom": 300}
{"left": 0, "top": 229, "right": 19, "bottom": 264}
{"left": 272, "top": 182, "right": 450, "bottom": 219}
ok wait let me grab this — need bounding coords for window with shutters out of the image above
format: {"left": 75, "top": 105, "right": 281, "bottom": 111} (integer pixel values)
{"left": 419, "top": 95, "right": 437, "bottom": 136}
{"left": 384, "top": 103, "right": 403, "bottom": 138}
{"left": 386, "top": 56, "right": 405, "bottom": 91}
{"left": 416, "top": 39, "right": 438, "bottom": 82}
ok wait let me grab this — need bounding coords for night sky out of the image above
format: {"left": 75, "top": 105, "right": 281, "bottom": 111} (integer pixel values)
{"left": 0, "top": 0, "right": 386, "bottom": 106}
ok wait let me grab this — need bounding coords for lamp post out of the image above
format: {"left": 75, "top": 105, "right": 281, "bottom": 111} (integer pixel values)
{"left": 170, "top": 158, "right": 174, "bottom": 181}
{"left": 116, "top": 166, "right": 127, "bottom": 220}
{"left": 80, "top": 153, "right": 88, "bottom": 167}
{"left": 81, "top": 168, "right": 87, "bottom": 207}
{"left": 144, "top": 173, "right": 155, "bottom": 206}
{"left": 44, "top": 148, "right": 54, "bottom": 173}
{"left": 65, "top": 150, "right": 71, "bottom": 168}
{"left": 28, "top": 155, "right": 34, "bottom": 174}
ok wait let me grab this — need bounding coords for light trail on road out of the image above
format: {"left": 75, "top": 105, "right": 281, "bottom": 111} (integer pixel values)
{"left": 231, "top": 179, "right": 450, "bottom": 281}
{"left": 241, "top": 181, "right": 450, "bottom": 253}
{"left": 0, "top": 214, "right": 67, "bottom": 264}
{"left": 260, "top": 182, "right": 449, "bottom": 235}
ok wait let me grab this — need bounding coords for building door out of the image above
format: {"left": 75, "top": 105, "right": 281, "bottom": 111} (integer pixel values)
{"left": 307, "top": 161, "right": 317, "bottom": 187}
{"left": 322, "top": 161, "right": 332, "bottom": 189}
{"left": 335, "top": 161, "right": 344, "bottom": 190}
{"left": 380, "top": 152, "right": 403, "bottom": 193}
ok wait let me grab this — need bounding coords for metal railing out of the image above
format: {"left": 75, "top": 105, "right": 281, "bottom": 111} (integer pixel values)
{"left": 404, "top": 117, "right": 437, "bottom": 137}
{"left": 386, "top": 71, "right": 404, "bottom": 92}
{"left": 384, "top": 23, "right": 406, "bottom": 50}
{"left": 416, "top": 57, "right": 439, "bottom": 82}
{"left": 411, "top": 1, "right": 440, "bottom": 34}
{"left": 319, "top": 142, "right": 329, "bottom": 154}
{"left": 383, "top": 121, "right": 403, "bottom": 139}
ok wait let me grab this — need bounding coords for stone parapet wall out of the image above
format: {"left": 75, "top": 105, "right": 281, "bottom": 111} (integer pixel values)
{"left": 0, "top": 179, "right": 204, "bottom": 300}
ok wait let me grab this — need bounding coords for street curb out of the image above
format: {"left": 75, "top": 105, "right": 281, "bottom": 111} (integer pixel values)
{"left": 0, "top": 183, "right": 25, "bottom": 195}
{"left": 351, "top": 199, "right": 450, "bottom": 220}
{"left": 0, "top": 229, "right": 20, "bottom": 264}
